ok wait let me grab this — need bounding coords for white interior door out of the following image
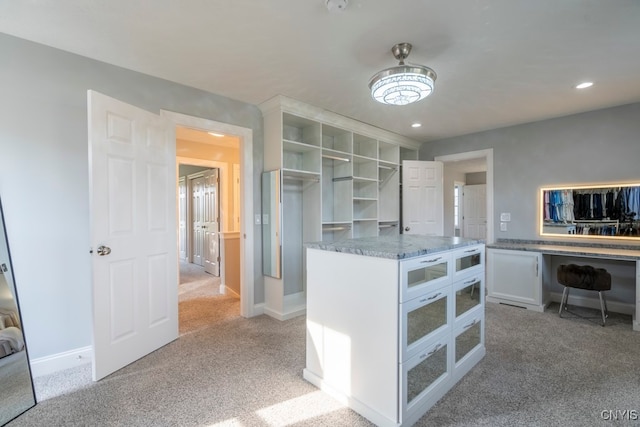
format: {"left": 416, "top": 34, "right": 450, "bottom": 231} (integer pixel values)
{"left": 178, "top": 177, "right": 187, "bottom": 260}
{"left": 88, "top": 91, "right": 178, "bottom": 381}
{"left": 463, "top": 184, "right": 487, "bottom": 239}
{"left": 191, "top": 176, "right": 205, "bottom": 266}
{"left": 402, "top": 160, "right": 444, "bottom": 235}
{"left": 203, "top": 169, "right": 220, "bottom": 276}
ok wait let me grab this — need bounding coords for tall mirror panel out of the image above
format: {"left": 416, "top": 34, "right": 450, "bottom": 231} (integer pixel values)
{"left": 0, "top": 198, "right": 36, "bottom": 425}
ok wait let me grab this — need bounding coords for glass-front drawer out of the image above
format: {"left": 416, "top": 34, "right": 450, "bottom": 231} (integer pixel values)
{"left": 401, "top": 336, "right": 450, "bottom": 415}
{"left": 401, "top": 286, "right": 450, "bottom": 361}
{"left": 454, "top": 274, "right": 483, "bottom": 319}
{"left": 455, "top": 317, "right": 482, "bottom": 364}
{"left": 452, "top": 245, "right": 484, "bottom": 279}
{"left": 400, "top": 253, "right": 452, "bottom": 302}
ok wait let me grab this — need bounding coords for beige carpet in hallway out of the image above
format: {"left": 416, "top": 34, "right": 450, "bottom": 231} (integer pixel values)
{"left": 178, "top": 260, "right": 239, "bottom": 336}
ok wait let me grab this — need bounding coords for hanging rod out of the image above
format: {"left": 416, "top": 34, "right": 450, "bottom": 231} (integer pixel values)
{"left": 332, "top": 176, "right": 353, "bottom": 182}
{"left": 283, "top": 174, "right": 320, "bottom": 183}
{"left": 323, "top": 154, "right": 350, "bottom": 162}
{"left": 323, "top": 226, "right": 351, "bottom": 231}
{"left": 378, "top": 164, "right": 397, "bottom": 171}
{"left": 378, "top": 224, "right": 398, "bottom": 229}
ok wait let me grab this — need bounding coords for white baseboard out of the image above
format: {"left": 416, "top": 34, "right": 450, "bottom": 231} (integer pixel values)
{"left": 30, "top": 346, "right": 92, "bottom": 378}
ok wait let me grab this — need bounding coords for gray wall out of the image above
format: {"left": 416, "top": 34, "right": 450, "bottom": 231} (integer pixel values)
{"left": 420, "top": 102, "right": 640, "bottom": 244}
{"left": 0, "top": 33, "right": 264, "bottom": 359}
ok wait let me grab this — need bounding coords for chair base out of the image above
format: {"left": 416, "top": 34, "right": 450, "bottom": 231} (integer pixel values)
{"left": 558, "top": 286, "right": 609, "bottom": 326}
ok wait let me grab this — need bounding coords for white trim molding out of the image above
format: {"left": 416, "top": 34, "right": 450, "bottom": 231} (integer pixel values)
{"left": 30, "top": 346, "right": 92, "bottom": 377}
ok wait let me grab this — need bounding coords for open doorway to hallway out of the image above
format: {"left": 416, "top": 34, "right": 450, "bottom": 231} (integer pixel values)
{"left": 436, "top": 149, "right": 494, "bottom": 243}
{"left": 175, "top": 127, "right": 242, "bottom": 335}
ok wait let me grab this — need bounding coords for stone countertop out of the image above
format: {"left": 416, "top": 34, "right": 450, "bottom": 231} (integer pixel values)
{"left": 487, "top": 239, "right": 640, "bottom": 261}
{"left": 305, "top": 235, "right": 484, "bottom": 260}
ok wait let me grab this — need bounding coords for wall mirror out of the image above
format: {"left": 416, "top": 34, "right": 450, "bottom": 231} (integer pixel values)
{"left": 540, "top": 183, "right": 640, "bottom": 240}
{"left": 262, "top": 170, "right": 282, "bottom": 278}
{"left": 0, "top": 198, "right": 36, "bottom": 425}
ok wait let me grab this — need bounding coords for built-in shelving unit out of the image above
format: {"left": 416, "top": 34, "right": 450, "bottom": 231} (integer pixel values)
{"left": 260, "top": 95, "right": 421, "bottom": 320}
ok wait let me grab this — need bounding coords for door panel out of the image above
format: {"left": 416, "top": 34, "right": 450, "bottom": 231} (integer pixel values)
{"left": 178, "top": 178, "right": 187, "bottom": 260}
{"left": 402, "top": 161, "right": 443, "bottom": 235}
{"left": 89, "top": 91, "right": 177, "bottom": 381}
{"left": 203, "top": 169, "right": 220, "bottom": 276}
{"left": 463, "top": 184, "right": 487, "bottom": 239}
{"left": 191, "top": 176, "right": 205, "bottom": 266}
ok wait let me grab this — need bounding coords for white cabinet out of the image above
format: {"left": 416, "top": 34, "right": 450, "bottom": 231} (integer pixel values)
{"left": 486, "top": 248, "right": 549, "bottom": 311}
{"left": 304, "top": 240, "right": 485, "bottom": 427}
{"left": 260, "top": 96, "right": 420, "bottom": 320}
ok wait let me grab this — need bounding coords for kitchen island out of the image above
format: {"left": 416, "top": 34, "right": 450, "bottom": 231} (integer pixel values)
{"left": 304, "top": 235, "right": 485, "bottom": 427}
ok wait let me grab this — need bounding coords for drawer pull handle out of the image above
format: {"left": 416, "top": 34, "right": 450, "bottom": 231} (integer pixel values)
{"left": 421, "top": 257, "right": 441, "bottom": 263}
{"left": 427, "top": 292, "right": 442, "bottom": 300}
{"left": 463, "top": 278, "right": 477, "bottom": 285}
{"left": 464, "top": 249, "right": 478, "bottom": 253}
{"left": 419, "top": 298, "right": 427, "bottom": 303}
{"left": 464, "top": 319, "right": 478, "bottom": 329}
{"left": 427, "top": 343, "right": 442, "bottom": 356}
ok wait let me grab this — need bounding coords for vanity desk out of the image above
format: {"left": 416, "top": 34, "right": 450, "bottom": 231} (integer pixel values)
{"left": 304, "top": 235, "right": 485, "bottom": 427}
{"left": 486, "top": 239, "right": 640, "bottom": 331}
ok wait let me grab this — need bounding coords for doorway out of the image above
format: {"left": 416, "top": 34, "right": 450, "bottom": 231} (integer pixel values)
{"left": 175, "top": 127, "right": 240, "bottom": 334}
{"left": 435, "top": 149, "right": 494, "bottom": 243}
{"left": 163, "top": 110, "right": 255, "bottom": 318}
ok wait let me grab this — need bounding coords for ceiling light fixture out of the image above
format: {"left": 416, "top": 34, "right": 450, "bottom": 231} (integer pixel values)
{"left": 411, "top": 123, "right": 422, "bottom": 128}
{"left": 575, "top": 81, "right": 594, "bottom": 89}
{"left": 369, "top": 43, "right": 437, "bottom": 106}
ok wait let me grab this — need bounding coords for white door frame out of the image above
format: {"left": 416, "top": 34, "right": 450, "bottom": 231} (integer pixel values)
{"left": 435, "top": 149, "right": 494, "bottom": 244}
{"left": 163, "top": 111, "right": 255, "bottom": 318}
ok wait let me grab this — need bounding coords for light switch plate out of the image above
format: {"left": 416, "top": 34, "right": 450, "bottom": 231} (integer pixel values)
{"left": 255, "top": 214, "right": 261, "bottom": 225}
{"left": 500, "top": 213, "right": 511, "bottom": 222}
{"left": 500, "top": 222, "right": 508, "bottom": 231}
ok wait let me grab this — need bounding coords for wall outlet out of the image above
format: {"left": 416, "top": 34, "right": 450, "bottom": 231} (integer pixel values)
{"left": 500, "top": 222, "right": 508, "bottom": 231}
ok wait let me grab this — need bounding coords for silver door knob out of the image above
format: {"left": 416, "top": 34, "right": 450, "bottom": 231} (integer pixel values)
{"left": 97, "top": 245, "right": 111, "bottom": 256}
{"left": 405, "top": 226, "right": 410, "bottom": 232}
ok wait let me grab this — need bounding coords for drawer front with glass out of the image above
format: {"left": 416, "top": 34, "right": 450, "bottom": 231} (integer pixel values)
{"left": 454, "top": 311, "right": 483, "bottom": 368}
{"left": 400, "top": 253, "right": 452, "bottom": 302}
{"left": 400, "top": 331, "right": 451, "bottom": 417}
{"left": 453, "top": 273, "right": 483, "bottom": 321}
{"left": 401, "top": 285, "right": 451, "bottom": 361}
{"left": 452, "top": 245, "right": 484, "bottom": 280}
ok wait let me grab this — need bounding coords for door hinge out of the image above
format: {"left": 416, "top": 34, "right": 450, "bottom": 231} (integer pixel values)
{"left": 217, "top": 256, "right": 220, "bottom": 263}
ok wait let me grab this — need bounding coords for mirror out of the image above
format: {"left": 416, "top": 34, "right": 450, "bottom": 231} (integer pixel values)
{"left": 540, "top": 183, "right": 640, "bottom": 239}
{"left": 262, "top": 170, "right": 282, "bottom": 278}
{"left": 0, "top": 198, "right": 36, "bottom": 425}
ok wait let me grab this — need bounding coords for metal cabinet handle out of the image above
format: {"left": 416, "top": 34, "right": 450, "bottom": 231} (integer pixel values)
{"left": 427, "top": 343, "right": 442, "bottom": 356}
{"left": 463, "top": 277, "right": 478, "bottom": 285}
{"left": 464, "top": 319, "right": 478, "bottom": 329}
{"left": 97, "top": 245, "right": 111, "bottom": 256}
{"left": 427, "top": 292, "right": 442, "bottom": 300}
{"left": 421, "top": 256, "right": 441, "bottom": 264}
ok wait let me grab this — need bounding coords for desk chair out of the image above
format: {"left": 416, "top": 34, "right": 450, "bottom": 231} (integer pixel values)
{"left": 557, "top": 264, "right": 611, "bottom": 326}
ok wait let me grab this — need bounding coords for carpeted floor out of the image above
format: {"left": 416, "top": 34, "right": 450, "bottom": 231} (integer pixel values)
{"left": 8, "top": 292, "right": 640, "bottom": 426}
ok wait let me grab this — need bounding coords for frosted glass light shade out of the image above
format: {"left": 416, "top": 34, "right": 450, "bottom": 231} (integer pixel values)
{"left": 369, "top": 65, "right": 436, "bottom": 106}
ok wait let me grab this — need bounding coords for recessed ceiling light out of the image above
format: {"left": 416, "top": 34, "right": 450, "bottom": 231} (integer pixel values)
{"left": 575, "top": 82, "right": 594, "bottom": 89}
{"left": 208, "top": 132, "right": 225, "bottom": 137}
{"left": 411, "top": 123, "right": 422, "bottom": 128}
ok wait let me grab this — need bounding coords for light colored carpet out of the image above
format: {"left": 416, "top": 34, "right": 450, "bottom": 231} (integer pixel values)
{"left": 9, "top": 296, "right": 640, "bottom": 426}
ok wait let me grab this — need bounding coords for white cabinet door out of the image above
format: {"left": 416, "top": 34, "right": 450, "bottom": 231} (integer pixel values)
{"left": 402, "top": 161, "right": 443, "bottom": 235}
{"left": 486, "top": 249, "right": 544, "bottom": 310}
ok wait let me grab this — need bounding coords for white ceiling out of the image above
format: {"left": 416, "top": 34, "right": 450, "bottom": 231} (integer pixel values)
{"left": 1, "top": 1, "right": 639, "bottom": 143}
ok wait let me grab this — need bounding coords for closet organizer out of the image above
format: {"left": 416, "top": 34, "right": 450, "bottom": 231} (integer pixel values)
{"left": 259, "top": 95, "right": 421, "bottom": 320}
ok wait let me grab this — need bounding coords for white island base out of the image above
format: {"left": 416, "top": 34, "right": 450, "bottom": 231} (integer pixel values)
{"left": 304, "top": 236, "right": 485, "bottom": 426}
